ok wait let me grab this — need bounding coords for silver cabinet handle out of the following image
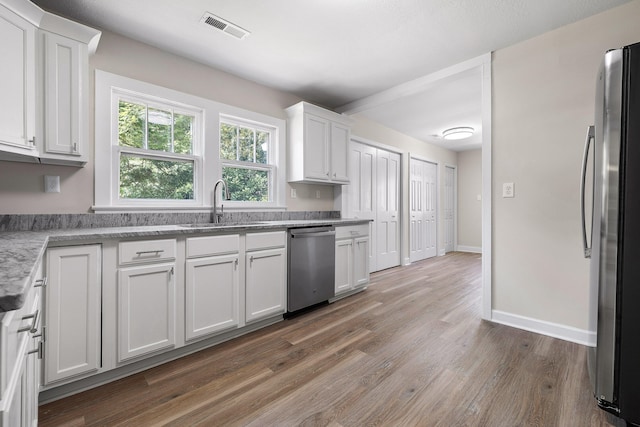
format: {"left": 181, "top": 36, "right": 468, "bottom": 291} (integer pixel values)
{"left": 73, "top": 143, "right": 78, "bottom": 152}
{"left": 135, "top": 250, "right": 165, "bottom": 256}
{"left": 581, "top": 125, "right": 595, "bottom": 259}
{"left": 29, "top": 137, "right": 36, "bottom": 145}
{"left": 34, "top": 277, "right": 47, "bottom": 288}
{"left": 18, "top": 309, "right": 40, "bottom": 334}
{"left": 27, "top": 342, "right": 44, "bottom": 359}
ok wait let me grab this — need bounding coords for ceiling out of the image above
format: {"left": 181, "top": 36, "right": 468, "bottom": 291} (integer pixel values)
{"left": 33, "top": 0, "right": 632, "bottom": 151}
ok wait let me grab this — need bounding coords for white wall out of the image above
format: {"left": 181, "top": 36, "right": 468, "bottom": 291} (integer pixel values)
{"left": 457, "top": 149, "right": 481, "bottom": 251}
{"left": 0, "top": 30, "right": 335, "bottom": 213}
{"left": 492, "top": 0, "right": 640, "bottom": 335}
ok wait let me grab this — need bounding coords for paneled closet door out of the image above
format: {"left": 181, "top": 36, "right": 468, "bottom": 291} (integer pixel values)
{"left": 376, "top": 149, "right": 401, "bottom": 271}
{"left": 349, "top": 141, "right": 377, "bottom": 271}
{"left": 410, "top": 158, "right": 438, "bottom": 263}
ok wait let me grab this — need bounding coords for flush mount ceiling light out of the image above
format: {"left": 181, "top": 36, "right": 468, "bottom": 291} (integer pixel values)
{"left": 442, "top": 127, "right": 474, "bottom": 140}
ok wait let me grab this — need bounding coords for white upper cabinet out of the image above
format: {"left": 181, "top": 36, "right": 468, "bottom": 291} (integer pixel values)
{"left": 0, "top": 0, "right": 100, "bottom": 165}
{"left": 0, "top": 3, "right": 37, "bottom": 158}
{"left": 286, "top": 101, "right": 352, "bottom": 185}
{"left": 40, "top": 30, "right": 88, "bottom": 164}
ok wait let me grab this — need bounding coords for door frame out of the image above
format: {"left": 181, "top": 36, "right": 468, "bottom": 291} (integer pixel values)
{"left": 409, "top": 154, "right": 439, "bottom": 261}
{"left": 443, "top": 164, "right": 458, "bottom": 255}
{"left": 338, "top": 135, "right": 404, "bottom": 268}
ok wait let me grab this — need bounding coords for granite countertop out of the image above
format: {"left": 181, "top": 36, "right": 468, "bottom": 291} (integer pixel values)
{"left": 0, "top": 218, "right": 370, "bottom": 313}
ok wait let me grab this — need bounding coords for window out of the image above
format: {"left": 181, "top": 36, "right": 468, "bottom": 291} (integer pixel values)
{"left": 117, "top": 97, "right": 201, "bottom": 202}
{"left": 94, "top": 71, "right": 286, "bottom": 211}
{"left": 219, "top": 118, "right": 275, "bottom": 203}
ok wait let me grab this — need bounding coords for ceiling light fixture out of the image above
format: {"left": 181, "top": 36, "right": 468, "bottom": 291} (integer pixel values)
{"left": 442, "top": 127, "right": 474, "bottom": 140}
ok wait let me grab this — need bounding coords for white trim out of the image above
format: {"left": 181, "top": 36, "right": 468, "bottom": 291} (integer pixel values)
{"left": 438, "top": 248, "right": 446, "bottom": 256}
{"left": 457, "top": 245, "right": 482, "bottom": 253}
{"left": 491, "top": 310, "right": 596, "bottom": 347}
{"left": 481, "top": 56, "right": 492, "bottom": 321}
{"left": 336, "top": 54, "right": 491, "bottom": 115}
{"left": 403, "top": 257, "right": 411, "bottom": 266}
{"left": 444, "top": 164, "right": 457, "bottom": 254}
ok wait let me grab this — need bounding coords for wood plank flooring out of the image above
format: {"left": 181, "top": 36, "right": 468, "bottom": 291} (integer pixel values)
{"left": 39, "top": 252, "right": 613, "bottom": 426}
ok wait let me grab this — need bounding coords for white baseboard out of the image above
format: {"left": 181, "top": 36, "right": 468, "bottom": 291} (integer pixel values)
{"left": 403, "top": 257, "right": 411, "bottom": 266}
{"left": 457, "top": 245, "right": 482, "bottom": 253}
{"left": 491, "top": 310, "right": 596, "bottom": 347}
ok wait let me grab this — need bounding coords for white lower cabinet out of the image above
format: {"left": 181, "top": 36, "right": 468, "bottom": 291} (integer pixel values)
{"left": 185, "top": 234, "right": 240, "bottom": 341}
{"left": 0, "top": 260, "right": 43, "bottom": 427}
{"left": 118, "top": 263, "right": 176, "bottom": 362}
{"left": 334, "top": 225, "right": 370, "bottom": 296}
{"left": 45, "top": 245, "right": 101, "bottom": 384}
{"left": 245, "top": 232, "right": 287, "bottom": 323}
{"left": 335, "top": 239, "right": 353, "bottom": 294}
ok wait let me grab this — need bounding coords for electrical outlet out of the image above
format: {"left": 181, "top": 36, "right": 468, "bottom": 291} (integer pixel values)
{"left": 44, "top": 175, "right": 60, "bottom": 193}
{"left": 316, "top": 190, "right": 321, "bottom": 199}
{"left": 502, "top": 182, "right": 514, "bottom": 198}
{"left": 290, "top": 188, "right": 297, "bottom": 198}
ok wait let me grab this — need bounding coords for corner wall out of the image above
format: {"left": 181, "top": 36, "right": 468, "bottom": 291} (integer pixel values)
{"left": 492, "top": 0, "right": 640, "bottom": 339}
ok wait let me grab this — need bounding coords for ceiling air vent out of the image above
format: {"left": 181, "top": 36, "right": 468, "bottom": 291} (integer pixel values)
{"left": 200, "top": 13, "right": 250, "bottom": 40}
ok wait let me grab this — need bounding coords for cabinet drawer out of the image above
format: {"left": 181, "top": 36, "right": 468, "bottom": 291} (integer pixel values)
{"left": 186, "top": 234, "right": 239, "bottom": 258}
{"left": 246, "top": 231, "right": 286, "bottom": 251}
{"left": 119, "top": 239, "right": 176, "bottom": 265}
{"left": 335, "top": 224, "right": 369, "bottom": 240}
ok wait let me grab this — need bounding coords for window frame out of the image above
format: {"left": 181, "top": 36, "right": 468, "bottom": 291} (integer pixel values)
{"left": 113, "top": 92, "right": 203, "bottom": 207}
{"left": 219, "top": 115, "right": 277, "bottom": 205}
{"left": 94, "top": 70, "right": 287, "bottom": 212}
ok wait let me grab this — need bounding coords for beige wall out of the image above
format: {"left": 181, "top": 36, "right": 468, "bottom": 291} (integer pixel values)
{"left": 492, "top": 0, "right": 640, "bottom": 330}
{"left": 457, "top": 149, "right": 482, "bottom": 249}
{"left": 0, "top": 30, "right": 333, "bottom": 213}
{"left": 350, "top": 115, "right": 458, "bottom": 263}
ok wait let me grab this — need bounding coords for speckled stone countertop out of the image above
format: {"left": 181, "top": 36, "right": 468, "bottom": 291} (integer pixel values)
{"left": 0, "top": 219, "right": 370, "bottom": 312}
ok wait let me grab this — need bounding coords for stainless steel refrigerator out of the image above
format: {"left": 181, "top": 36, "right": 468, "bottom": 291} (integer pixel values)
{"left": 581, "top": 41, "right": 640, "bottom": 425}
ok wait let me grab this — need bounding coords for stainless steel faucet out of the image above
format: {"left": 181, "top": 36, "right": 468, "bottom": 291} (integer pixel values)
{"left": 212, "top": 179, "right": 230, "bottom": 223}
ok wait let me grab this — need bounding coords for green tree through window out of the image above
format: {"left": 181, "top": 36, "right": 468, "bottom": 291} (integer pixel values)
{"left": 220, "top": 120, "right": 273, "bottom": 202}
{"left": 118, "top": 100, "right": 197, "bottom": 200}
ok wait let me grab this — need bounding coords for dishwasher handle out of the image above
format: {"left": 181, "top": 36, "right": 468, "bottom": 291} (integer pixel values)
{"left": 291, "top": 230, "right": 336, "bottom": 238}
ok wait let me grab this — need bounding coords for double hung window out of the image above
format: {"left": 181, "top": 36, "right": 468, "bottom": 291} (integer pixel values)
{"left": 116, "top": 96, "right": 201, "bottom": 202}
{"left": 219, "top": 117, "right": 276, "bottom": 203}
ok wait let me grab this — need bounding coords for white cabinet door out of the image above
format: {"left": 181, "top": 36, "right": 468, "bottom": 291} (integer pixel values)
{"left": 303, "top": 113, "right": 330, "bottom": 181}
{"left": 42, "top": 30, "right": 86, "bottom": 162}
{"left": 185, "top": 254, "right": 239, "bottom": 341}
{"left": 335, "top": 239, "right": 353, "bottom": 295}
{"left": 330, "top": 122, "right": 350, "bottom": 183}
{"left": 0, "top": 4, "right": 36, "bottom": 155}
{"left": 354, "top": 237, "right": 370, "bottom": 288}
{"left": 45, "top": 245, "right": 101, "bottom": 384}
{"left": 245, "top": 247, "right": 286, "bottom": 322}
{"left": 118, "top": 263, "right": 175, "bottom": 362}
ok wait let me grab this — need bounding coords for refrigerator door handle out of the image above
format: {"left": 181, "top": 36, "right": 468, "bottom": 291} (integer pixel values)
{"left": 581, "top": 125, "right": 595, "bottom": 258}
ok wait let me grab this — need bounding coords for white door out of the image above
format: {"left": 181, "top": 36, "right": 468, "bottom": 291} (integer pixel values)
{"left": 303, "top": 113, "right": 330, "bottom": 181}
{"left": 349, "top": 141, "right": 377, "bottom": 271}
{"left": 410, "top": 158, "right": 437, "bottom": 262}
{"left": 376, "top": 149, "right": 401, "bottom": 270}
{"left": 444, "top": 165, "right": 456, "bottom": 253}
{"left": 335, "top": 239, "right": 353, "bottom": 294}
{"left": 330, "top": 122, "right": 350, "bottom": 182}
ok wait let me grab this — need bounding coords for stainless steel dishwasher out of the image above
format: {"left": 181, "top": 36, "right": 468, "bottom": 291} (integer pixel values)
{"left": 287, "top": 226, "right": 336, "bottom": 312}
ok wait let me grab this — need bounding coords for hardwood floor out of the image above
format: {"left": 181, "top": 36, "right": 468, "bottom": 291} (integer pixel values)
{"left": 39, "top": 252, "right": 613, "bottom": 426}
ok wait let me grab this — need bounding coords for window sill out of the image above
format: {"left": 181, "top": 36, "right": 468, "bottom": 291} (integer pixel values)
{"left": 92, "top": 205, "right": 287, "bottom": 214}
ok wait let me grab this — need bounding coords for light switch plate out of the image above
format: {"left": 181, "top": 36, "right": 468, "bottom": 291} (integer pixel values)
{"left": 502, "top": 182, "right": 514, "bottom": 198}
